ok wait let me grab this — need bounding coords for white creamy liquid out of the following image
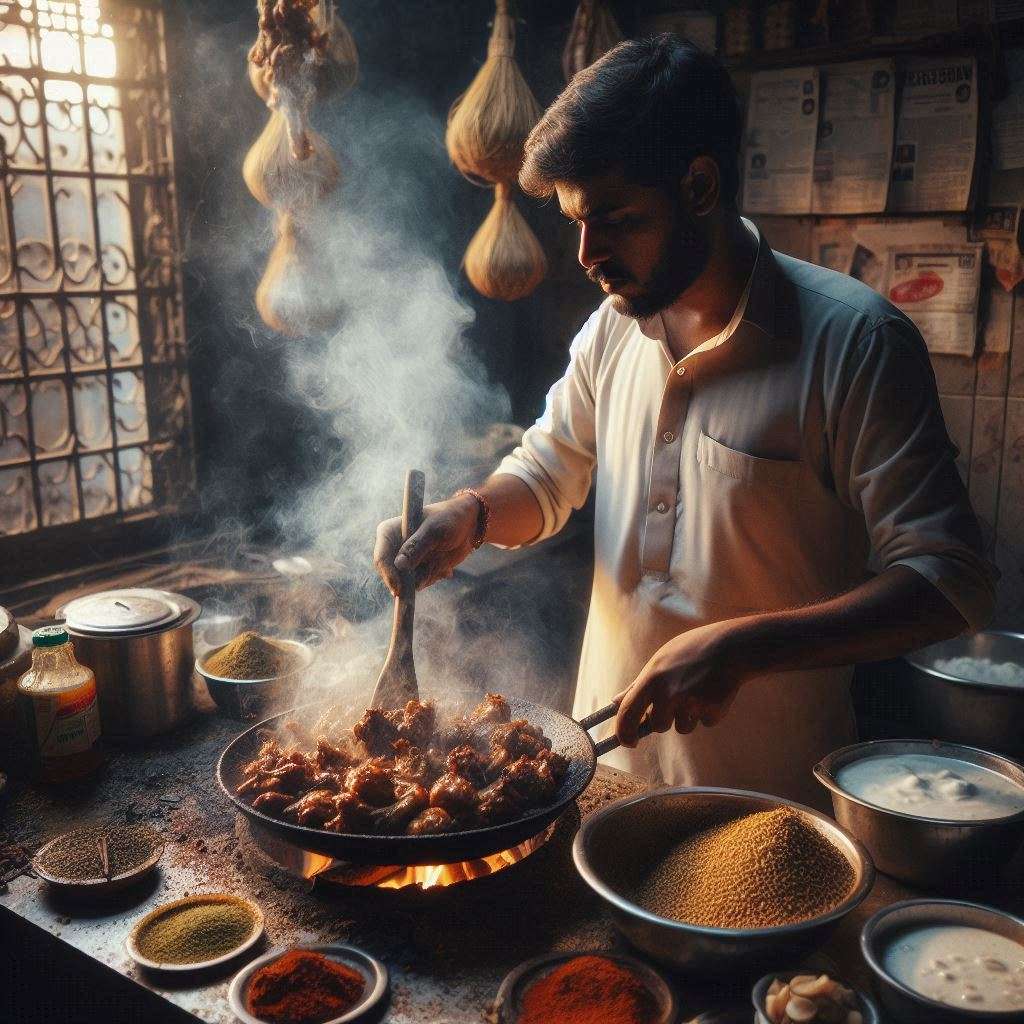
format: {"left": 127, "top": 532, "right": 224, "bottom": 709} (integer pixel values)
{"left": 836, "top": 753, "right": 1024, "bottom": 821}
{"left": 933, "top": 655, "right": 1024, "bottom": 687}
{"left": 884, "top": 924, "right": 1024, "bottom": 1012}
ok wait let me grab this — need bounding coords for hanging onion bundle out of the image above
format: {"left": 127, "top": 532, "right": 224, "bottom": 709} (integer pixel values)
{"left": 255, "top": 214, "right": 340, "bottom": 337}
{"left": 562, "top": 0, "right": 621, "bottom": 82}
{"left": 445, "top": 0, "right": 541, "bottom": 185}
{"left": 243, "top": 109, "right": 340, "bottom": 211}
{"left": 465, "top": 183, "right": 547, "bottom": 302}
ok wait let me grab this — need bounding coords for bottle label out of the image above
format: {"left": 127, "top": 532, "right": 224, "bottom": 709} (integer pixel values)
{"left": 32, "top": 689, "right": 101, "bottom": 760}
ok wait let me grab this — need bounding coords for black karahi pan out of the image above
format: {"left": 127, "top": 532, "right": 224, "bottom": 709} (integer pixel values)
{"left": 216, "top": 693, "right": 649, "bottom": 866}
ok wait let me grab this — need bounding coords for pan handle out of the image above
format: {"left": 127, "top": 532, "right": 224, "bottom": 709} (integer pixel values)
{"left": 579, "top": 701, "right": 657, "bottom": 757}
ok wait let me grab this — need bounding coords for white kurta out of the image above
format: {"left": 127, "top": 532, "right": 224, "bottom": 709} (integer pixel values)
{"left": 496, "top": 225, "right": 996, "bottom": 810}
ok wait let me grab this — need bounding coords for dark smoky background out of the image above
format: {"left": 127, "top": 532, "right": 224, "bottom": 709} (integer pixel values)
{"left": 159, "top": 1, "right": 645, "bottom": 706}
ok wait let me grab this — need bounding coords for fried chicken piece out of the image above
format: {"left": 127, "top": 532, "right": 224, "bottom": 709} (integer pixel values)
{"left": 325, "top": 791, "right": 375, "bottom": 833}
{"left": 370, "top": 781, "right": 429, "bottom": 834}
{"left": 344, "top": 757, "right": 397, "bottom": 806}
{"left": 475, "top": 778, "right": 523, "bottom": 825}
{"left": 314, "top": 736, "right": 353, "bottom": 770}
{"left": 406, "top": 807, "right": 454, "bottom": 835}
{"left": 283, "top": 788, "right": 337, "bottom": 828}
{"left": 501, "top": 755, "right": 559, "bottom": 805}
{"left": 397, "top": 700, "right": 436, "bottom": 748}
{"left": 445, "top": 744, "right": 488, "bottom": 789}
{"left": 486, "top": 720, "right": 551, "bottom": 777}
{"left": 308, "top": 770, "right": 344, "bottom": 792}
{"left": 392, "top": 739, "right": 435, "bottom": 786}
{"left": 536, "top": 747, "right": 569, "bottom": 778}
{"left": 428, "top": 772, "right": 479, "bottom": 818}
{"left": 352, "top": 707, "right": 401, "bottom": 756}
{"left": 468, "top": 693, "right": 511, "bottom": 729}
{"left": 252, "top": 791, "right": 293, "bottom": 814}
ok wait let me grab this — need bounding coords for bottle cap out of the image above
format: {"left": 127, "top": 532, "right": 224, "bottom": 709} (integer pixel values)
{"left": 32, "top": 625, "right": 69, "bottom": 648}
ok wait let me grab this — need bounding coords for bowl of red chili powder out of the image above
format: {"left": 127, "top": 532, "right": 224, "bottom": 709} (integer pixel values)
{"left": 493, "top": 951, "right": 677, "bottom": 1024}
{"left": 228, "top": 944, "right": 388, "bottom": 1024}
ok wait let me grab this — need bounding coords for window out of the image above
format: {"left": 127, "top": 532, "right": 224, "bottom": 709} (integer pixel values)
{"left": 0, "top": 0, "right": 194, "bottom": 543}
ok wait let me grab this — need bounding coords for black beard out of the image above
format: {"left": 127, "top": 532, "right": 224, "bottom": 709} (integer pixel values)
{"left": 588, "top": 211, "right": 711, "bottom": 320}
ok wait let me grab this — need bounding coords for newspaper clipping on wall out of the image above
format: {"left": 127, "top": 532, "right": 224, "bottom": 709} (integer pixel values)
{"left": 993, "top": 49, "right": 1024, "bottom": 172}
{"left": 813, "top": 60, "right": 896, "bottom": 214}
{"left": 742, "top": 67, "right": 820, "bottom": 215}
{"left": 889, "top": 57, "right": 978, "bottom": 212}
{"left": 884, "top": 245, "right": 983, "bottom": 355}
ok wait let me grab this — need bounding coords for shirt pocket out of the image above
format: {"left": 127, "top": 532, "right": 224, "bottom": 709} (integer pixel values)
{"left": 696, "top": 431, "right": 809, "bottom": 493}
{"left": 681, "top": 431, "right": 839, "bottom": 610}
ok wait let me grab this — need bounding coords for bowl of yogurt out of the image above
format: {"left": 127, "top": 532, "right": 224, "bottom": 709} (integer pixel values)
{"left": 814, "top": 739, "right": 1024, "bottom": 890}
{"left": 862, "top": 898, "right": 1024, "bottom": 1022}
{"left": 904, "top": 630, "right": 1024, "bottom": 757}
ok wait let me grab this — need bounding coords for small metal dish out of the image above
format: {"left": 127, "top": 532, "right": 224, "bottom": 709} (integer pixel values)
{"left": 904, "top": 631, "right": 1024, "bottom": 756}
{"left": 751, "top": 970, "right": 881, "bottom": 1024}
{"left": 228, "top": 943, "right": 389, "bottom": 1024}
{"left": 861, "top": 898, "right": 1024, "bottom": 1022}
{"left": 32, "top": 826, "right": 164, "bottom": 897}
{"left": 196, "top": 638, "right": 314, "bottom": 719}
{"left": 814, "top": 739, "right": 1024, "bottom": 890}
{"left": 493, "top": 951, "right": 677, "bottom": 1024}
{"left": 127, "top": 893, "right": 264, "bottom": 972}
{"left": 573, "top": 787, "right": 874, "bottom": 975}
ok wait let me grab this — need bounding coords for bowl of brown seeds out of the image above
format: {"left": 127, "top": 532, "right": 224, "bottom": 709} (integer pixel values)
{"left": 574, "top": 787, "right": 874, "bottom": 975}
{"left": 33, "top": 823, "right": 164, "bottom": 896}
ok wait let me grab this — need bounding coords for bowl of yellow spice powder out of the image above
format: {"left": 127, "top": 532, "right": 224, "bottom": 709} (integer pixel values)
{"left": 574, "top": 788, "right": 874, "bottom": 975}
{"left": 197, "top": 631, "right": 314, "bottom": 719}
{"left": 127, "top": 892, "right": 264, "bottom": 971}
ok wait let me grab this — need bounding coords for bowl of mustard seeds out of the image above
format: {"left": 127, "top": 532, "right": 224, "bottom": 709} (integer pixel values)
{"left": 573, "top": 787, "right": 874, "bottom": 975}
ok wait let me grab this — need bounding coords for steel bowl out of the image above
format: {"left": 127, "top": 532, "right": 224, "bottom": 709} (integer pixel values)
{"left": 752, "top": 970, "right": 881, "bottom": 1024}
{"left": 572, "top": 787, "right": 874, "bottom": 975}
{"left": 861, "top": 898, "right": 1024, "bottom": 1022}
{"left": 196, "top": 638, "right": 314, "bottom": 719}
{"left": 814, "top": 739, "right": 1024, "bottom": 891}
{"left": 904, "top": 631, "right": 1024, "bottom": 757}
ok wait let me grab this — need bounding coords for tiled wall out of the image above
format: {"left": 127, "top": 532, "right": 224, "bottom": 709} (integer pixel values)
{"left": 933, "top": 290, "right": 1024, "bottom": 627}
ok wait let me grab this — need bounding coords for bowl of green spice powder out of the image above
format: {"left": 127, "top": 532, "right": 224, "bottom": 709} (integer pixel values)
{"left": 127, "top": 892, "right": 264, "bottom": 971}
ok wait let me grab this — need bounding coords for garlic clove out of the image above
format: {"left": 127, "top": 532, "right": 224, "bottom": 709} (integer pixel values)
{"left": 791, "top": 974, "right": 833, "bottom": 999}
{"left": 768, "top": 979, "right": 784, "bottom": 997}
{"left": 786, "top": 995, "right": 818, "bottom": 1023}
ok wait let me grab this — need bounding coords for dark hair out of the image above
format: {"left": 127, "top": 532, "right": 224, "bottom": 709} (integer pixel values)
{"left": 519, "top": 35, "right": 742, "bottom": 205}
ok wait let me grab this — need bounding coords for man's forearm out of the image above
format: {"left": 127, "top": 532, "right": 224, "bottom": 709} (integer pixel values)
{"left": 461, "top": 473, "right": 545, "bottom": 548}
{"left": 721, "top": 565, "right": 968, "bottom": 678}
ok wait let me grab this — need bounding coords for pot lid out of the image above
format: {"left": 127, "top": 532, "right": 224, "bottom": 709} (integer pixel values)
{"left": 61, "top": 588, "right": 198, "bottom": 636}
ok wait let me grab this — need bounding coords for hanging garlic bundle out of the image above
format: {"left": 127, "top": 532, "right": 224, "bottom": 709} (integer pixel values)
{"left": 243, "top": 109, "right": 339, "bottom": 211}
{"left": 465, "top": 182, "right": 546, "bottom": 301}
{"left": 446, "top": 0, "right": 546, "bottom": 302}
{"left": 255, "top": 213, "right": 340, "bottom": 337}
{"left": 246, "top": 1, "right": 355, "bottom": 336}
{"left": 562, "top": 0, "right": 621, "bottom": 82}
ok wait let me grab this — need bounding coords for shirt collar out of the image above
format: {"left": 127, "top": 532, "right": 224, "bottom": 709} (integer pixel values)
{"left": 638, "top": 216, "right": 778, "bottom": 362}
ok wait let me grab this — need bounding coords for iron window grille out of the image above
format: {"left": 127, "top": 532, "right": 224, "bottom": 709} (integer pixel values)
{"left": 0, "top": 0, "right": 194, "bottom": 544}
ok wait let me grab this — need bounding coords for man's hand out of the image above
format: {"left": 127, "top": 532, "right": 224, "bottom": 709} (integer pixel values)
{"left": 615, "top": 622, "right": 750, "bottom": 747}
{"left": 373, "top": 494, "right": 480, "bottom": 595}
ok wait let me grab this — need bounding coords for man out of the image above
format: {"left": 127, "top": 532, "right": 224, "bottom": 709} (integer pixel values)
{"left": 375, "top": 36, "right": 996, "bottom": 808}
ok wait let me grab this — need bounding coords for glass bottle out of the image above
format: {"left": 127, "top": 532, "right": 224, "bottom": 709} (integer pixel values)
{"left": 17, "top": 626, "right": 103, "bottom": 783}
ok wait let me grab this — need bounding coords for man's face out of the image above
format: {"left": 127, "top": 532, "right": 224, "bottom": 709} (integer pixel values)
{"left": 555, "top": 170, "right": 711, "bottom": 320}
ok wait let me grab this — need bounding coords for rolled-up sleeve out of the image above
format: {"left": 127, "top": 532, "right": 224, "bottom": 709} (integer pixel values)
{"left": 830, "top": 317, "right": 998, "bottom": 632}
{"left": 494, "top": 312, "right": 600, "bottom": 544}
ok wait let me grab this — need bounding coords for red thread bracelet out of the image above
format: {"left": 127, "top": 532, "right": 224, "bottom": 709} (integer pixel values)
{"left": 454, "top": 487, "right": 491, "bottom": 549}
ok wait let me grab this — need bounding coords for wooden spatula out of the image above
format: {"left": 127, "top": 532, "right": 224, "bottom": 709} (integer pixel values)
{"left": 371, "top": 469, "right": 425, "bottom": 709}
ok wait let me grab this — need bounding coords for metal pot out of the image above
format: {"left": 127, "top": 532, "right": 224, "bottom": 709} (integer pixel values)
{"left": 814, "top": 738, "right": 1024, "bottom": 891}
{"left": 904, "top": 631, "right": 1024, "bottom": 757}
{"left": 58, "top": 588, "right": 201, "bottom": 742}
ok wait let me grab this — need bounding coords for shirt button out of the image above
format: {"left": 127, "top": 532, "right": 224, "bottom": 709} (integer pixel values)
{"left": 662, "top": 431, "right": 675, "bottom": 443}
{"left": 656, "top": 501, "right": 668, "bottom": 513}
{"left": 676, "top": 366, "right": 686, "bottom": 376}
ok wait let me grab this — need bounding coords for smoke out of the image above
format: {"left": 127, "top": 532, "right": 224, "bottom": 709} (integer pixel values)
{"left": 177, "top": 4, "right": 587, "bottom": 711}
